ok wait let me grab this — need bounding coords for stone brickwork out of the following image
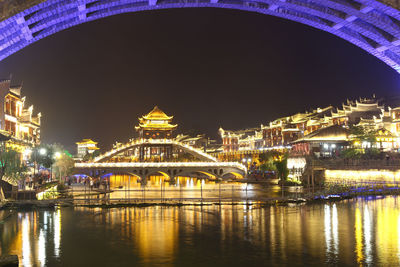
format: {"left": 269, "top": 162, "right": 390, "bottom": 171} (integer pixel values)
{"left": 1, "top": 0, "right": 400, "bottom": 72}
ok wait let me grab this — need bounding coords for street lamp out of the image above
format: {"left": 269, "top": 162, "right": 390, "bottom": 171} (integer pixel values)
{"left": 39, "top": 148, "right": 46, "bottom": 155}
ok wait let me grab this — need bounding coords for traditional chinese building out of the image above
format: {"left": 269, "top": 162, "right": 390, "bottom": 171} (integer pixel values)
{"left": 291, "top": 125, "right": 349, "bottom": 157}
{"left": 135, "top": 106, "right": 177, "bottom": 139}
{"left": 219, "top": 127, "right": 263, "bottom": 152}
{"left": 218, "top": 96, "right": 400, "bottom": 156}
{"left": 0, "top": 79, "right": 41, "bottom": 153}
{"left": 76, "top": 139, "right": 99, "bottom": 158}
{"left": 135, "top": 106, "right": 177, "bottom": 161}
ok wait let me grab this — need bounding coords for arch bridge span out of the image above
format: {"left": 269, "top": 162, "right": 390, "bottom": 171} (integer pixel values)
{"left": 1, "top": 0, "right": 400, "bottom": 72}
{"left": 74, "top": 161, "right": 248, "bottom": 183}
{"left": 93, "top": 139, "right": 218, "bottom": 162}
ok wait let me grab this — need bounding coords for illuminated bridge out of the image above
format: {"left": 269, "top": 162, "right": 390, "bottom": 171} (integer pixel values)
{"left": 1, "top": 0, "right": 400, "bottom": 72}
{"left": 92, "top": 139, "right": 218, "bottom": 162}
{"left": 75, "top": 139, "right": 247, "bottom": 184}
{"left": 75, "top": 161, "right": 247, "bottom": 183}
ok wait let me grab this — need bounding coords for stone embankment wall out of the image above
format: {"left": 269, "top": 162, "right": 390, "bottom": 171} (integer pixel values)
{"left": 302, "top": 159, "right": 400, "bottom": 184}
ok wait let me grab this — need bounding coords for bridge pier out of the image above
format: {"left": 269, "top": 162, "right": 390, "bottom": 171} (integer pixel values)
{"left": 167, "top": 176, "right": 176, "bottom": 184}
{"left": 139, "top": 176, "right": 147, "bottom": 186}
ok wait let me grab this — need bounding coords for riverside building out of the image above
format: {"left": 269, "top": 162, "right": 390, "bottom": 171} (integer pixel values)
{"left": 0, "top": 79, "right": 41, "bottom": 154}
{"left": 76, "top": 139, "right": 100, "bottom": 159}
{"left": 219, "top": 96, "right": 400, "bottom": 155}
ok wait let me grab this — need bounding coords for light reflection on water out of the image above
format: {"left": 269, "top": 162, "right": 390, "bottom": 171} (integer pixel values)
{"left": 107, "top": 174, "right": 275, "bottom": 200}
{"left": 3, "top": 197, "right": 400, "bottom": 266}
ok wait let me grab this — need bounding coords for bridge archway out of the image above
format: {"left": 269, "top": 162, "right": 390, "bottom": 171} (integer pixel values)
{"left": 1, "top": 0, "right": 400, "bottom": 72}
{"left": 146, "top": 171, "right": 171, "bottom": 179}
{"left": 221, "top": 171, "right": 245, "bottom": 179}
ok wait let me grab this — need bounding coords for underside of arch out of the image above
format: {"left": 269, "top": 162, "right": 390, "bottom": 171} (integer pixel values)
{"left": 222, "top": 171, "right": 245, "bottom": 179}
{"left": 123, "top": 171, "right": 144, "bottom": 179}
{"left": 194, "top": 171, "right": 217, "bottom": 178}
{"left": 146, "top": 170, "right": 171, "bottom": 178}
{"left": 1, "top": 0, "right": 400, "bottom": 72}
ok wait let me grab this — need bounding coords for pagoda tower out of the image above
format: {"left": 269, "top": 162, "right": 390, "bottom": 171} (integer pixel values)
{"left": 135, "top": 106, "right": 177, "bottom": 161}
{"left": 135, "top": 106, "right": 177, "bottom": 139}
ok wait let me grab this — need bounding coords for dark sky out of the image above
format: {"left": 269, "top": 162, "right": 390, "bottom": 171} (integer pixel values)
{"left": 0, "top": 8, "right": 399, "bottom": 153}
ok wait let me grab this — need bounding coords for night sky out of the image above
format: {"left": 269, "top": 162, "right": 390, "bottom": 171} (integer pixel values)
{"left": 0, "top": 8, "right": 399, "bottom": 153}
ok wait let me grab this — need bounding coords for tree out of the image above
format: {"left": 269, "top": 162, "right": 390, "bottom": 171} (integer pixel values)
{"left": 273, "top": 154, "right": 289, "bottom": 181}
{"left": 341, "top": 148, "right": 362, "bottom": 159}
{"left": 36, "top": 144, "right": 55, "bottom": 169}
{"left": 350, "top": 126, "right": 377, "bottom": 145}
{"left": 258, "top": 151, "right": 281, "bottom": 164}
{"left": 258, "top": 151, "right": 282, "bottom": 175}
{"left": 82, "top": 150, "right": 100, "bottom": 162}
{"left": 53, "top": 152, "right": 75, "bottom": 181}
{"left": 259, "top": 161, "right": 276, "bottom": 173}
{"left": 0, "top": 146, "right": 27, "bottom": 200}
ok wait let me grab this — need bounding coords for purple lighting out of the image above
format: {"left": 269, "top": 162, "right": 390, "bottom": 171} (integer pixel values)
{"left": 1, "top": 0, "right": 400, "bottom": 72}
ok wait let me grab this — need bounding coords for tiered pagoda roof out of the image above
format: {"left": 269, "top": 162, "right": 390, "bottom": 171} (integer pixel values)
{"left": 76, "top": 139, "right": 98, "bottom": 145}
{"left": 135, "top": 106, "right": 177, "bottom": 131}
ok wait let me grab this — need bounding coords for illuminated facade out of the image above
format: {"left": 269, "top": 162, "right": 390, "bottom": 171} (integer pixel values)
{"left": 77, "top": 107, "right": 247, "bottom": 180}
{"left": 76, "top": 139, "right": 99, "bottom": 158}
{"left": 135, "top": 106, "right": 177, "bottom": 139}
{"left": 135, "top": 106, "right": 177, "bottom": 161}
{"left": 0, "top": 79, "right": 41, "bottom": 152}
{"left": 220, "top": 97, "right": 400, "bottom": 155}
{"left": 219, "top": 128, "right": 263, "bottom": 152}
{"left": 291, "top": 125, "right": 349, "bottom": 157}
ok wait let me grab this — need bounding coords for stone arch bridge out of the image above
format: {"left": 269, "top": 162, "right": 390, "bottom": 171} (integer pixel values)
{"left": 74, "top": 161, "right": 247, "bottom": 184}
{"left": 74, "top": 139, "right": 247, "bottom": 184}
{"left": 1, "top": 0, "right": 400, "bottom": 72}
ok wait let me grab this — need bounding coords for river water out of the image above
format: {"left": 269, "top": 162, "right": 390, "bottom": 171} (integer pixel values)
{"left": 1, "top": 196, "right": 400, "bottom": 266}
{"left": 74, "top": 174, "right": 300, "bottom": 201}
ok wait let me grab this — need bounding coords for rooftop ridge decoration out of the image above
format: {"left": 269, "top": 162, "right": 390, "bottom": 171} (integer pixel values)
{"left": 142, "top": 106, "right": 173, "bottom": 120}
{"left": 1, "top": 0, "right": 400, "bottom": 72}
{"left": 135, "top": 106, "right": 177, "bottom": 131}
{"left": 92, "top": 139, "right": 218, "bottom": 163}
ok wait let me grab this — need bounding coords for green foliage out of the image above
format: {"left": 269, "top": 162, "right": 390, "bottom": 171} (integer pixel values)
{"left": 273, "top": 154, "right": 289, "bottom": 181}
{"left": 82, "top": 150, "right": 100, "bottom": 162}
{"left": 33, "top": 144, "right": 56, "bottom": 168}
{"left": 363, "top": 148, "right": 381, "bottom": 159}
{"left": 340, "top": 148, "right": 362, "bottom": 159}
{"left": 350, "top": 126, "right": 377, "bottom": 144}
{"left": 53, "top": 153, "right": 75, "bottom": 180}
{"left": 0, "top": 146, "right": 27, "bottom": 183}
{"left": 259, "top": 160, "right": 276, "bottom": 172}
{"left": 258, "top": 151, "right": 281, "bottom": 164}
